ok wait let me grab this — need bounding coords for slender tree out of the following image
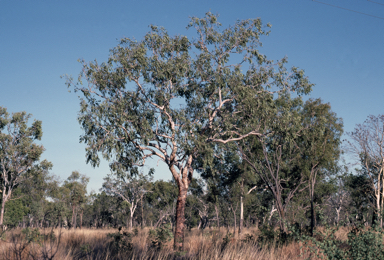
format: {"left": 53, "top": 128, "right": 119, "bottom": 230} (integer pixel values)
{"left": 102, "top": 171, "right": 152, "bottom": 230}
{"left": 347, "top": 115, "right": 384, "bottom": 227}
{"left": 63, "top": 171, "right": 89, "bottom": 229}
{"left": 239, "top": 96, "right": 308, "bottom": 232}
{"left": 146, "top": 180, "right": 178, "bottom": 228}
{"left": 299, "top": 99, "right": 343, "bottom": 236}
{"left": 0, "top": 107, "right": 49, "bottom": 230}
{"left": 66, "top": 12, "right": 312, "bottom": 248}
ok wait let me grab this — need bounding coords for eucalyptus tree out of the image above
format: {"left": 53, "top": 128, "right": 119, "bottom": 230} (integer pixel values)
{"left": 201, "top": 146, "right": 259, "bottom": 233}
{"left": 239, "top": 96, "right": 308, "bottom": 232}
{"left": 347, "top": 115, "right": 384, "bottom": 227}
{"left": 344, "top": 173, "right": 372, "bottom": 225}
{"left": 146, "top": 180, "right": 178, "bottom": 228}
{"left": 63, "top": 171, "right": 89, "bottom": 229}
{"left": 87, "top": 191, "right": 117, "bottom": 228}
{"left": 0, "top": 107, "right": 50, "bottom": 230}
{"left": 66, "top": 12, "right": 312, "bottom": 248}
{"left": 298, "top": 99, "right": 343, "bottom": 235}
{"left": 102, "top": 171, "right": 152, "bottom": 230}
{"left": 14, "top": 161, "right": 55, "bottom": 228}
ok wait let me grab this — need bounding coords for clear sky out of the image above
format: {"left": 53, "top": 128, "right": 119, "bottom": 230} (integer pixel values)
{"left": 1, "top": 0, "right": 383, "bottom": 192}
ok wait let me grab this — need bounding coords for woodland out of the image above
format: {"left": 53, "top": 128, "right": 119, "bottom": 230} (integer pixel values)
{"left": 1, "top": 12, "right": 384, "bottom": 260}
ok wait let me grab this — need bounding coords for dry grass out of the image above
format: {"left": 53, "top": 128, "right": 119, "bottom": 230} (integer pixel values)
{"left": 0, "top": 227, "right": 316, "bottom": 260}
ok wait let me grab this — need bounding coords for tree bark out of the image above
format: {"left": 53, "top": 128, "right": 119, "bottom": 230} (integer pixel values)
{"left": 215, "top": 204, "right": 220, "bottom": 230}
{"left": 0, "top": 199, "right": 5, "bottom": 230}
{"left": 274, "top": 199, "right": 287, "bottom": 233}
{"left": 141, "top": 201, "right": 144, "bottom": 229}
{"left": 0, "top": 192, "right": 5, "bottom": 230}
{"left": 174, "top": 184, "right": 187, "bottom": 250}
{"left": 129, "top": 210, "right": 133, "bottom": 230}
{"left": 72, "top": 206, "right": 77, "bottom": 229}
{"left": 239, "top": 196, "right": 243, "bottom": 235}
{"left": 232, "top": 205, "right": 237, "bottom": 235}
{"left": 80, "top": 210, "right": 83, "bottom": 229}
{"left": 310, "top": 198, "right": 315, "bottom": 236}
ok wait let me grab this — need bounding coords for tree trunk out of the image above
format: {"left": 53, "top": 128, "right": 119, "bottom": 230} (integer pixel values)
{"left": 233, "top": 208, "right": 237, "bottom": 235}
{"left": 215, "top": 204, "right": 220, "bottom": 230}
{"left": 310, "top": 194, "right": 315, "bottom": 237}
{"left": 0, "top": 192, "right": 5, "bottom": 230}
{"left": 72, "top": 206, "right": 77, "bottom": 229}
{"left": 174, "top": 184, "right": 187, "bottom": 250}
{"left": 141, "top": 201, "right": 144, "bottom": 229}
{"left": 239, "top": 196, "right": 243, "bottom": 235}
{"left": 336, "top": 208, "right": 341, "bottom": 225}
{"left": 80, "top": 210, "right": 83, "bottom": 229}
{"left": 129, "top": 210, "right": 133, "bottom": 231}
{"left": 275, "top": 200, "right": 287, "bottom": 233}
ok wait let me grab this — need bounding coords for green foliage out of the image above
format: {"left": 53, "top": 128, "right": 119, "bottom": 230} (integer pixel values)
{"left": 66, "top": 11, "right": 316, "bottom": 247}
{"left": 302, "top": 226, "right": 345, "bottom": 260}
{"left": 79, "top": 243, "right": 92, "bottom": 259}
{"left": 4, "top": 193, "right": 29, "bottom": 227}
{"left": 0, "top": 107, "right": 50, "bottom": 227}
{"left": 148, "top": 223, "right": 173, "bottom": 249}
{"left": 64, "top": 171, "right": 89, "bottom": 208}
{"left": 347, "top": 226, "right": 384, "bottom": 260}
{"left": 301, "top": 224, "right": 384, "bottom": 260}
{"left": 107, "top": 227, "right": 133, "bottom": 255}
{"left": 20, "top": 227, "right": 55, "bottom": 246}
{"left": 241, "top": 233, "right": 257, "bottom": 244}
{"left": 257, "top": 224, "right": 280, "bottom": 245}
{"left": 221, "top": 232, "right": 234, "bottom": 251}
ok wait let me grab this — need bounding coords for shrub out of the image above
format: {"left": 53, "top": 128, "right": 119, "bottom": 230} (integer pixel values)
{"left": 148, "top": 223, "right": 173, "bottom": 249}
{"left": 107, "top": 227, "right": 133, "bottom": 256}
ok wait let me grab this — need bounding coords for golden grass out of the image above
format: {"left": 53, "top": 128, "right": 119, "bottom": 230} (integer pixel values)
{"left": 0, "top": 227, "right": 318, "bottom": 260}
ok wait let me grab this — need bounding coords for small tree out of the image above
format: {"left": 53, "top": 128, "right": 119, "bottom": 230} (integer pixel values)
{"left": 347, "top": 115, "right": 384, "bottom": 227}
{"left": 299, "top": 99, "right": 343, "bottom": 235}
{"left": 239, "top": 96, "right": 308, "bottom": 233}
{"left": 66, "top": 12, "right": 312, "bottom": 248}
{"left": 146, "top": 180, "right": 178, "bottom": 228}
{"left": 0, "top": 107, "right": 49, "bottom": 229}
{"left": 102, "top": 171, "right": 152, "bottom": 230}
{"left": 63, "top": 171, "right": 89, "bottom": 229}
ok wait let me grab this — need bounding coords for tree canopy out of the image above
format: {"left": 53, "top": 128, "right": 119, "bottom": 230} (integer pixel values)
{"left": 66, "top": 12, "right": 313, "bottom": 248}
{"left": 0, "top": 107, "right": 50, "bottom": 229}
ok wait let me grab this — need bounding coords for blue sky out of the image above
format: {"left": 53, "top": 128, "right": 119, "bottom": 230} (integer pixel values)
{"left": 1, "top": 0, "right": 383, "bottom": 192}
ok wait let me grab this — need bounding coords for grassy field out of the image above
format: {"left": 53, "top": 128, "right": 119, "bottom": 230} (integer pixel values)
{"left": 0, "top": 227, "right": 350, "bottom": 260}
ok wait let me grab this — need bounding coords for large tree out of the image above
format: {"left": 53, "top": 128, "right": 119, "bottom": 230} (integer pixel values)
{"left": 0, "top": 107, "right": 49, "bottom": 230}
{"left": 66, "top": 12, "right": 312, "bottom": 248}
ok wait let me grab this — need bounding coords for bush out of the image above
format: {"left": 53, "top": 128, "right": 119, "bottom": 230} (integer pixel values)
{"left": 148, "top": 223, "right": 173, "bottom": 249}
{"left": 348, "top": 226, "right": 384, "bottom": 260}
{"left": 301, "top": 225, "right": 384, "bottom": 260}
{"left": 107, "top": 227, "right": 133, "bottom": 256}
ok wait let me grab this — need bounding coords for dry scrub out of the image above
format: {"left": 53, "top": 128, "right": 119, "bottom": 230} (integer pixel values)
{"left": 0, "top": 227, "right": 315, "bottom": 260}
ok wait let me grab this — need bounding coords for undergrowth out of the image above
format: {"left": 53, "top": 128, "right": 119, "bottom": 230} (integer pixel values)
{"left": 1, "top": 224, "right": 384, "bottom": 259}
